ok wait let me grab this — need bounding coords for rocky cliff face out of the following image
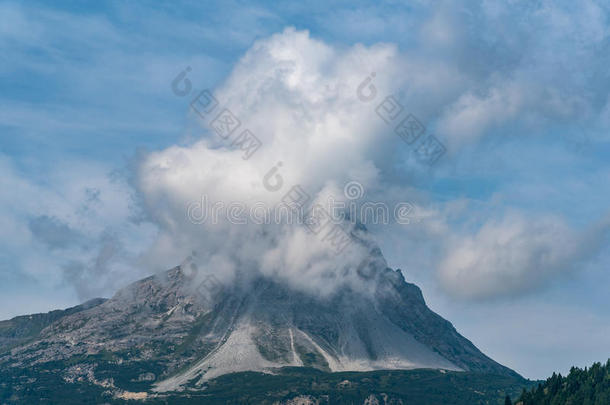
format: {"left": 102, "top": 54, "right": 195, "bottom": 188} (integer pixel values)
{"left": 0, "top": 245, "right": 517, "bottom": 396}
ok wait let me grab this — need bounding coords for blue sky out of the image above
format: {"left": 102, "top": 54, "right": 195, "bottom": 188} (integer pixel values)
{"left": 1, "top": 0, "right": 610, "bottom": 379}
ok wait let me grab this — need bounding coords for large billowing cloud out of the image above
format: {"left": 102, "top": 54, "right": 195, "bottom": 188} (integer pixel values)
{"left": 136, "top": 28, "right": 415, "bottom": 295}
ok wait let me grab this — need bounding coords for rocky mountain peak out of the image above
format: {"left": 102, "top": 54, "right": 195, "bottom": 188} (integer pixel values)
{"left": 0, "top": 247, "right": 519, "bottom": 395}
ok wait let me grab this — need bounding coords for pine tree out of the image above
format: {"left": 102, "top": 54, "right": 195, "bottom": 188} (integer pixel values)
{"left": 504, "top": 394, "right": 512, "bottom": 405}
{"left": 518, "top": 359, "right": 610, "bottom": 404}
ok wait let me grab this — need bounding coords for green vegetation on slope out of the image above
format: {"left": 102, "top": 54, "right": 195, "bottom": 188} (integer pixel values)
{"left": 0, "top": 362, "right": 535, "bottom": 404}
{"left": 517, "top": 360, "right": 610, "bottom": 405}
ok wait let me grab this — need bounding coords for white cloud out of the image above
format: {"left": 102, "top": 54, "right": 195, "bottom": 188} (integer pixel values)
{"left": 135, "top": 28, "right": 413, "bottom": 295}
{"left": 0, "top": 155, "right": 155, "bottom": 300}
{"left": 436, "top": 79, "right": 526, "bottom": 146}
{"left": 136, "top": 25, "right": 610, "bottom": 299}
{"left": 437, "top": 211, "right": 610, "bottom": 300}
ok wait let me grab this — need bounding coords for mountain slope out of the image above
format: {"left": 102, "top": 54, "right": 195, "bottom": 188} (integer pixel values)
{"left": 0, "top": 246, "right": 520, "bottom": 400}
{"left": 0, "top": 298, "right": 106, "bottom": 353}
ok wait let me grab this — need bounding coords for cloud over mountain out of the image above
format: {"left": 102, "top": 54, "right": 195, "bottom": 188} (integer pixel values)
{"left": 437, "top": 212, "right": 610, "bottom": 300}
{"left": 136, "top": 28, "right": 412, "bottom": 295}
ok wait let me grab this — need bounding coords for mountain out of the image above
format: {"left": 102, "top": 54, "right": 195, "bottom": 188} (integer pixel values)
{"left": 0, "top": 245, "right": 524, "bottom": 403}
{"left": 0, "top": 298, "right": 106, "bottom": 352}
